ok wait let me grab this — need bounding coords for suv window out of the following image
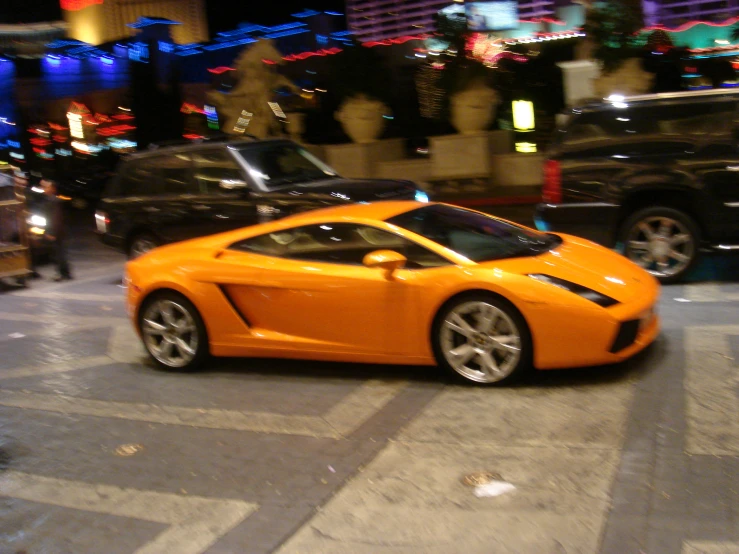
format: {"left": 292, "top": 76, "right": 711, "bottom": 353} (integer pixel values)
{"left": 158, "top": 152, "right": 196, "bottom": 195}
{"left": 230, "top": 224, "right": 450, "bottom": 268}
{"left": 191, "top": 148, "right": 245, "bottom": 194}
{"left": 561, "top": 100, "right": 735, "bottom": 157}
{"left": 118, "top": 158, "right": 163, "bottom": 196}
{"left": 237, "top": 142, "right": 337, "bottom": 189}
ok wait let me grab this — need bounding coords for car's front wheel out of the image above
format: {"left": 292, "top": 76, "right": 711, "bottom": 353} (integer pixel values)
{"left": 620, "top": 206, "right": 700, "bottom": 284}
{"left": 138, "top": 291, "right": 209, "bottom": 371}
{"left": 432, "top": 293, "right": 532, "bottom": 385}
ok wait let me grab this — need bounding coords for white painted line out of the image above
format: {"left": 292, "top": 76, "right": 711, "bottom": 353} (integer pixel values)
{"left": 324, "top": 379, "right": 407, "bottom": 436}
{"left": 0, "top": 355, "right": 114, "bottom": 381}
{"left": 683, "top": 540, "right": 739, "bottom": 554}
{"left": 8, "top": 291, "right": 125, "bottom": 302}
{"left": 0, "top": 313, "right": 127, "bottom": 326}
{"left": 684, "top": 284, "right": 739, "bottom": 302}
{"left": 0, "top": 389, "right": 339, "bottom": 437}
{"left": 684, "top": 325, "right": 739, "bottom": 456}
{"left": 0, "top": 379, "right": 408, "bottom": 439}
{"left": 107, "top": 324, "right": 147, "bottom": 364}
{"left": 0, "top": 471, "right": 257, "bottom": 554}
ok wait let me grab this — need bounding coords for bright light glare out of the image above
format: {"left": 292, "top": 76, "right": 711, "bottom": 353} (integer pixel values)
{"left": 29, "top": 214, "right": 47, "bottom": 226}
{"left": 512, "top": 100, "right": 535, "bottom": 131}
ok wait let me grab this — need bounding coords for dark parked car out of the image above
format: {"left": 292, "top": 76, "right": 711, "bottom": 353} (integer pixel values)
{"left": 95, "top": 138, "right": 429, "bottom": 258}
{"left": 535, "top": 88, "right": 739, "bottom": 283}
{"left": 58, "top": 167, "right": 115, "bottom": 210}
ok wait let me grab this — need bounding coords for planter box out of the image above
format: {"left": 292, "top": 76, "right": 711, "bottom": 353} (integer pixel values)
{"left": 430, "top": 131, "right": 513, "bottom": 179}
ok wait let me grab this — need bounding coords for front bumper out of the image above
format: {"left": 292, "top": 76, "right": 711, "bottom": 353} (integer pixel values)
{"left": 535, "top": 202, "right": 620, "bottom": 247}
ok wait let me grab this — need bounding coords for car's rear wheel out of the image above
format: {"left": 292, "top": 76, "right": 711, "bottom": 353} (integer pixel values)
{"left": 620, "top": 206, "right": 700, "bottom": 284}
{"left": 432, "top": 293, "right": 532, "bottom": 385}
{"left": 128, "top": 233, "right": 160, "bottom": 259}
{"left": 138, "top": 291, "right": 209, "bottom": 371}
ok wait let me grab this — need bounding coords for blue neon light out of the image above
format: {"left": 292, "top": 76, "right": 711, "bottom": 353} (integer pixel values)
{"left": 263, "top": 28, "right": 310, "bottom": 39}
{"left": 292, "top": 9, "right": 320, "bottom": 18}
{"left": 265, "top": 22, "right": 306, "bottom": 32}
{"left": 127, "top": 17, "right": 182, "bottom": 29}
{"left": 203, "top": 37, "right": 257, "bottom": 51}
{"left": 159, "top": 41, "right": 175, "bottom": 53}
{"left": 325, "top": 11, "right": 343, "bottom": 15}
{"left": 8, "top": 140, "right": 21, "bottom": 149}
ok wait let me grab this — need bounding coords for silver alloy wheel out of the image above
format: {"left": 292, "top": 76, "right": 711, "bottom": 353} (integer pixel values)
{"left": 141, "top": 299, "right": 199, "bottom": 368}
{"left": 625, "top": 216, "right": 694, "bottom": 278}
{"left": 440, "top": 301, "right": 522, "bottom": 384}
{"left": 130, "top": 237, "right": 158, "bottom": 259}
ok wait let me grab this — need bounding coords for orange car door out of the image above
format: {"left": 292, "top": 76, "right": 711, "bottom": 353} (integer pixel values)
{"left": 231, "top": 256, "right": 419, "bottom": 355}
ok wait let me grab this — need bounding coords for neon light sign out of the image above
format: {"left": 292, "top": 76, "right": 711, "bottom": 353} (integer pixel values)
{"left": 60, "top": 0, "right": 103, "bottom": 11}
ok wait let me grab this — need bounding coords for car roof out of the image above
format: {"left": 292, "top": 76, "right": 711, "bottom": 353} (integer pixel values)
{"left": 577, "top": 88, "right": 739, "bottom": 114}
{"left": 279, "top": 200, "right": 426, "bottom": 225}
{"left": 122, "top": 137, "right": 294, "bottom": 161}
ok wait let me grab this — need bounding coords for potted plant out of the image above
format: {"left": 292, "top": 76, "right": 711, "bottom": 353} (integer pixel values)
{"left": 329, "top": 40, "right": 392, "bottom": 143}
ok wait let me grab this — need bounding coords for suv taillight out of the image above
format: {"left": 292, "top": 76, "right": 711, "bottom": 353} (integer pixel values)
{"left": 542, "top": 159, "right": 562, "bottom": 204}
{"left": 95, "top": 210, "right": 110, "bottom": 233}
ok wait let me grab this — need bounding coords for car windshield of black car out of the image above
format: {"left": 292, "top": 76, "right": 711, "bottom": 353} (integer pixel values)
{"left": 237, "top": 143, "right": 338, "bottom": 189}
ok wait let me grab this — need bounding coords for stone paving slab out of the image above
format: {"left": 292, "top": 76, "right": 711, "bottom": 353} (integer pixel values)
{"left": 277, "top": 442, "right": 619, "bottom": 554}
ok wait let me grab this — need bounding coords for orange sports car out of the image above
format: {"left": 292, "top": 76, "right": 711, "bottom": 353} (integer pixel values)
{"left": 124, "top": 201, "right": 660, "bottom": 385}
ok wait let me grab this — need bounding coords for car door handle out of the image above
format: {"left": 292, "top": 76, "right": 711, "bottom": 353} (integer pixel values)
{"left": 191, "top": 204, "right": 211, "bottom": 211}
{"left": 727, "top": 165, "right": 739, "bottom": 171}
{"left": 143, "top": 206, "right": 160, "bottom": 213}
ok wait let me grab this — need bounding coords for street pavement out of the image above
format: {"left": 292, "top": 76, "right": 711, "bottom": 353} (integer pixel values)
{"left": 0, "top": 207, "right": 737, "bottom": 554}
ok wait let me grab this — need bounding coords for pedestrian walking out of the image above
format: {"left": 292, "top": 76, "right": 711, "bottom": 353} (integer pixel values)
{"left": 12, "top": 170, "right": 41, "bottom": 279}
{"left": 41, "top": 178, "right": 73, "bottom": 281}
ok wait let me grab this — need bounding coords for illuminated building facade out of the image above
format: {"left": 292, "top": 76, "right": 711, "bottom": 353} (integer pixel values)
{"left": 346, "top": 0, "right": 564, "bottom": 42}
{"left": 346, "top": 0, "right": 452, "bottom": 42}
{"left": 61, "top": 0, "right": 208, "bottom": 45}
{"left": 644, "top": 0, "right": 739, "bottom": 27}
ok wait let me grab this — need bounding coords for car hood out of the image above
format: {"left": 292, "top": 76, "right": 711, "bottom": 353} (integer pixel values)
{"left": 279, "top": 178, "right": 418, "bottom": 202}
{"left": 481, "top": 234, "right": 658, "bottom": 303}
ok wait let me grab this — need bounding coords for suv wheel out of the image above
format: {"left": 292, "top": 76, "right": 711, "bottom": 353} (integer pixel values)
{"left": 620, "top": 206, "right": 700, "bottom": 284}
{"left": 128, "top": 233, "right": 160, "bottom": 259}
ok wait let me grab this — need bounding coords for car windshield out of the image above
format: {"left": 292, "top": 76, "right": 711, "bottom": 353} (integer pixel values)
{"left": 386, "top": 204, "right": 561, "bottom": 262}
{"left": 236, "top": 143, "right": 339, "bottom": 188}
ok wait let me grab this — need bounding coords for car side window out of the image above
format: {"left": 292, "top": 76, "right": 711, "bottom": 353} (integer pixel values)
{"left": 192, "top": 148, "right": 246, "bottom": 194}
{"left": 230, "top": 224, "right": 450, "bottom": 269}
{"left": 157, "top": 153, "right": 197, "bottom": 195}
{"left": 118, "top": 158, "right": 163, "bottom": 196}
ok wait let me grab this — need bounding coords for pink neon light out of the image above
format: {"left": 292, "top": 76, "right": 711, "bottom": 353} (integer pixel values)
{"left": 643, "top": 16, "right": 739, "bottom": 33}
{"left": 282, "top": 47, "right": 342, "bottom": 61}
{"left": 207, "top": 66, "right": 235, "bottom": 74}
{"left": 60, "top": 0, "right": 103, "bottom": 11}
{"left": 364, "top": 35, "right": 428, "bottom": 47}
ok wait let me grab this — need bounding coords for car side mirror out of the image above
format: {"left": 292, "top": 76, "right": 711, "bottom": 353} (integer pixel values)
{"left": 363, "top": 250, "right": 407, "bottom": 279}
{"left": 219, "top": 179, "right": 248, "bottom": 191}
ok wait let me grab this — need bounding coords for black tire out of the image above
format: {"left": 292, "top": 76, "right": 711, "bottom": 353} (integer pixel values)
{"left": 137, "top": 290, "right": 209, "bottom": 372}
{"left": 619, "top": 206, "right": 700, "bottom": 284}
{"left": 431, "top": 292, "right": 533, "bottom": 386}
{"left": 127, "top": 232, "right": 160, "bottom": 260}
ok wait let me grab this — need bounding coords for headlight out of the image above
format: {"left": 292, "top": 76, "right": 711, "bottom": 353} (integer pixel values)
{"left": 414, "top": 190, "right": 429, "bottom": 203}
{"left": 528, "top": 274, "right": 619, "bottom": 307}
{"left": 28, "top": 214, "right": 46, "bottom": 227}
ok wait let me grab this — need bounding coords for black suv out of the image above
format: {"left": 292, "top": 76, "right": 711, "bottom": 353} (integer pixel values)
{"left": 95, "top": 139, "right": 427, "bottom": 257}
{"left": 535, "top": 89, "right": 739, "bottom": 283}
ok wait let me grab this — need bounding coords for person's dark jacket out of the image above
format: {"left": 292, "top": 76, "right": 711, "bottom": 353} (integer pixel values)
{"left": 45, "top": 195, "right": 66, "bottom": 240}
